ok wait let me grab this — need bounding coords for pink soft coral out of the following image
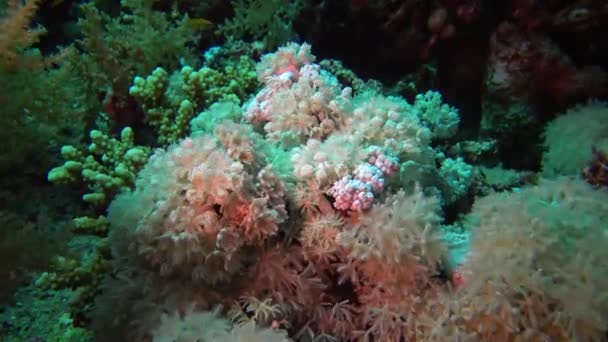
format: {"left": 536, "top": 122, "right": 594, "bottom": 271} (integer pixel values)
{"left": 109, "top": 136, "right": 288, "bottom": 285}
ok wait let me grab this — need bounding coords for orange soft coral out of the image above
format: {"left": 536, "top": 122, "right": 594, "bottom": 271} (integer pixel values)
{"left": 0, "top": 0, "right": 45, "bottom": 70}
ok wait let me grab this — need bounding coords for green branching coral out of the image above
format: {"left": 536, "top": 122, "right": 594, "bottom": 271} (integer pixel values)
{"left": 72, "top": 216, "right": 110, "bottom": 236}
{"left": 48, "top": 127, "right": 150, "bottom": 207}
{"left": 34, "top": 241, "right": 111, "bottom": 320}
{"left": 129, "top": 55, "right": 257, "bottom": 145}
{"left": 35, "top": 253, "right": 107, "bottom": 291}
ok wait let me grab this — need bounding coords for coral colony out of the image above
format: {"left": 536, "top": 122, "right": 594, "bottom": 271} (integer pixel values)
{"left": 0, "top": 1, "right": 607, "bottom": 341}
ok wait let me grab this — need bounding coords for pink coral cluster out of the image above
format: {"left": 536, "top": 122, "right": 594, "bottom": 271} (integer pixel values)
{"left": 244, "top": 44, "right": 351, "bottom": 146}
{"left": 329, "top": 176, "right": 375, "bottom": 212}
{"left": 329, "top": 148, "right": 399, "bottom": 212}
{"left": 367, "top": 147, "right": 400, "bottom": 176}
{"left": 255, "top": 42, "right": 315, "bottom": 81}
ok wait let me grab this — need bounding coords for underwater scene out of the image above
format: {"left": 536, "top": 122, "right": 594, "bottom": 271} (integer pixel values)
{"left": 1, "top": 0, "right": 607, "bottom": 341}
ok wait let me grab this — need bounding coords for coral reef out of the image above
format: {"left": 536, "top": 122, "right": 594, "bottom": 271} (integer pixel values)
{"left": 1, "top": 1, "right": 607, "bottom": 341}
{"left": 216, "top": 0, "right": 305, "bottom": 50}
{"left": 89, "top": 43, "right": 468, "bottom": 341}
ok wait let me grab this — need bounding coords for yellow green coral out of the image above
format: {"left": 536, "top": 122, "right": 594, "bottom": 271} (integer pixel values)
{"left": 35, "top": 251, "right": 109, "bottom": 291}
{"left": 72, "top": 215, "right": 109, "bottom": 235}
{"left": 129, "top": 55, "right": 257, "bottom": 145}
{"left": 48, "top": 127, "right": 150, "bottom": 206}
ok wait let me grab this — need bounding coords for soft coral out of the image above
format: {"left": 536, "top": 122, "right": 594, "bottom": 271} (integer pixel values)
{"left": 0, "top": 0, "right": 51, "bottom": 70}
